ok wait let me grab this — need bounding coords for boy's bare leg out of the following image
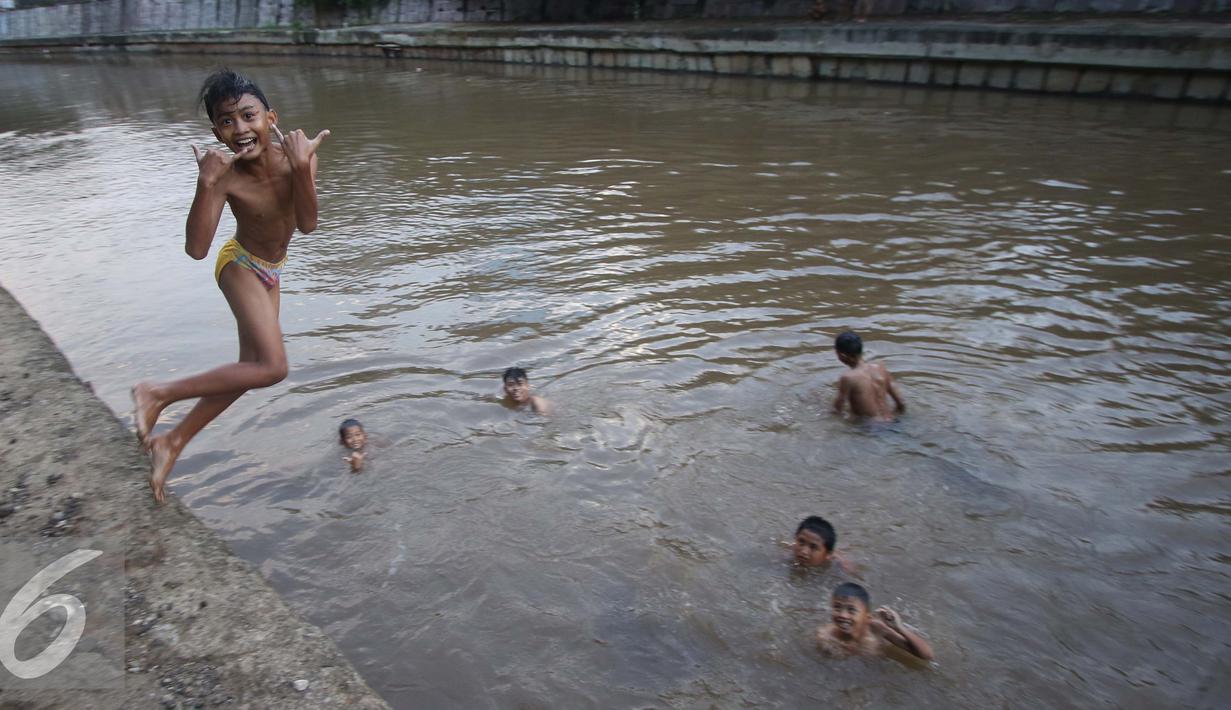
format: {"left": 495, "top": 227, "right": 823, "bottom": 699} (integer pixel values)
{"left": 144, "top": 266, "right": 285, "bottom": 503}
{"left": 148, "top": 392, "right": 242, "bottom": 503}
{"left": 131, "top": 383, "right": 163, "bottom": 445}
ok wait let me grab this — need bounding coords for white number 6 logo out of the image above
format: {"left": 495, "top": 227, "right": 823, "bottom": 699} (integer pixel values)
{"left": 0, "top": 549, "right": 103, "bottom": 679}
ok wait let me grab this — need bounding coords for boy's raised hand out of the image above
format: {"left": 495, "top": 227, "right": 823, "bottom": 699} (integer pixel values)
{"left": 191, "top": 144, "right": 234, "bottom": 187}
{"left": 273, "top": 124, "right": 330, "bottom": 172}
{"left": 875, "top": 607, "right": 902, "bottom": 632}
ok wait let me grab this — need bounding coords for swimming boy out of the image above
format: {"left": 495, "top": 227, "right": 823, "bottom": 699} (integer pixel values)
{"left": 791, "top": 515, "right": 855, "bottom": 573}
{"left": 832, "top": 330, "right": 905, "bottom": 422}
{"left": 339, "top": 418, "right": 367, "bottom": 472}
{"left": 816, "top": 582, "right": 933, "bottom": 661}
{"left": 501, "top": 367, "right": 551, "bottom": 414}
{"left": 131, "top": 69, "right": 329, "bottom": 503}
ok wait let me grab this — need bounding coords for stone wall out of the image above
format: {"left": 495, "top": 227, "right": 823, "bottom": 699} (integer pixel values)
{"left": 0, "top": 0, "right": 308, "bottom": 39}
{"left": 3, "top": 0, "right": 1231, "bottom": 41}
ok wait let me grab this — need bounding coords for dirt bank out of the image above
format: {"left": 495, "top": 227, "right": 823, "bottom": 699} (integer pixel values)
{"left": 0, "top": 286, "right": 389, "bottom": 709}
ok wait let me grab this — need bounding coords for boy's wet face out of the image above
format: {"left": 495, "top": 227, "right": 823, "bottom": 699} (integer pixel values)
{"left": 210, "top": 93, "right": 276, "bottom": 161}
{"left": 831, "top": 595, "right": 870, "bottom": 639}
{"left": 792, "top": 529, "right": 833, "bottom": 566}
{"left": 503, "top": 377, "right": 530, "bottom": 403}
{"left": 341, "top": 425, "right": 366, "bottom": 451}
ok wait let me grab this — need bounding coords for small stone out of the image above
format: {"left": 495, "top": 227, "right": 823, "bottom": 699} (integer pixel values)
{"left": 149, "top": 623, "right": 180, "bottom": 647}
{"left": 292, "top": 679, "right": 309, "bottom": 692}
{"left": 128, "top": 665, "right": 141, "bottom": 673}
{"left": 0, "top": 504, "right": 14, "bottom": 519}
{"left": 46, "top": 473, "right": 61, "bottom": 485}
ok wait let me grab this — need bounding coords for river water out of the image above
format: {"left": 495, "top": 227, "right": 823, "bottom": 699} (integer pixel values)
{"left": 1, "top": 54, "right": 1229, "bottom": 708}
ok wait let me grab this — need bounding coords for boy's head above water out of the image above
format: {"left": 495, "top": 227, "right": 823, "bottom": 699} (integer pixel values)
{"left": 830, "top": 582, "right": 871, "bottom": 639}
{"left": 502, "top": 367, "right": 531, "bottom": 403}
{"left": 793, "top": 515, "right": 837, "bottom": 566}
{"left": 199, "top": 69, "right": 276, "bottom": 161}
{"left": 338, "top": 418, "right": 366, "bottom": 450}
{"left": 200, "top": 69, "right": 270, "bottom": 122}
{"left": 834, "top": 330, "right": 863, "bottom": 367}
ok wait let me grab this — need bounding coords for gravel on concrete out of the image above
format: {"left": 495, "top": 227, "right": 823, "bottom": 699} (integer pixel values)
{"left": 0, "top": 286, "right": 390, "bottom": 709}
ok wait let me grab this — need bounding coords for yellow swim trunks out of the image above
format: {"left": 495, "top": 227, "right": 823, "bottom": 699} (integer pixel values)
{"left": 214, "top": 238, "right": 286, "bottom": 291}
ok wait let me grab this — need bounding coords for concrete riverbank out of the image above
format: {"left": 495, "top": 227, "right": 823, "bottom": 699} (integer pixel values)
{"left": 2, "top": 17, "right": 1231, "bottom": 102}
{"left": 0, "top": 287, "right": 389, "bottom": 709}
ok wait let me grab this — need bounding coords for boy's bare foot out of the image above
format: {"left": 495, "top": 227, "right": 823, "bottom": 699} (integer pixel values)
{"left": 131, "top": 382, "right": 162, "bottom": 446}
{"left": 146, "top": 434, "right": 179, "bottom": 504}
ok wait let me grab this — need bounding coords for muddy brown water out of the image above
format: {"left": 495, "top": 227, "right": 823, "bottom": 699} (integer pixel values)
{"left": 1, "top": 54, "right": 1229, "bottom": 708}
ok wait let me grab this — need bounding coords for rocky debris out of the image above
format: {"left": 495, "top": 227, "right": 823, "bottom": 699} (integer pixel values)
{"left": 0, "top": 471, "right": 29, "bottom": 523}
{"left": 293, "top": 679, "right": 311, "bottom": 692}
{"left": 41, "top": 493, "right": 82, "bottom": 537}
{"left": 156, "top": 662, "right": 232, "bottom": 709}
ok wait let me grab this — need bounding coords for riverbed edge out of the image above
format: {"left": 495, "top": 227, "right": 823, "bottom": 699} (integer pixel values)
{"left": 2, "top": 18, "right": 1230, "bottom": 102}
{"left": 0, "top": 285, "right": 391, "bottom": 709}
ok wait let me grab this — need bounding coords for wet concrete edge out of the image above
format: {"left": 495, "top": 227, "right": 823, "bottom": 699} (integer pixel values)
{"left": 2, "top": 19, "right": 1229, "bottom": 102}
{"left": 0, "top": 285, "right": 391, "bottom": 709}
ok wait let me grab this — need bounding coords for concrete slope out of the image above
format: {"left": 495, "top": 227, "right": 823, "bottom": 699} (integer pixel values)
{"left": 0, "top": 285, "right": 390, "bottom": 710}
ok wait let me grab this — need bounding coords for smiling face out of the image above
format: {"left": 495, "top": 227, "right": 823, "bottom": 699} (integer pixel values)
{"left": 503, "top": 376, "right": 531, "bottom": 403}
{"left": 340, "top": 425, "right": 367, "bottom": 451}
{"left": 830, "top": 595, "right": 870, "bottom": 640}
{"left": 793, "top": 529, "right": 833, "bottom": 567}
{"left": 209, "top": 93, "right": 277, "bottom": 161}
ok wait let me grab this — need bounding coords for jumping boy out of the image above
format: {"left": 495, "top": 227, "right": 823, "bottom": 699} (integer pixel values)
{"left": 339, "top": 418, "right": 367, "bottom": 473}
{"left": 791, "top": 515, "right": 855, "bottom": 573}
{"left": 501, "top": 367, "right": 551, "bottom": 414}
{"left": 131, "top": 69, "right": 329, "bottom": 503}
{"left": 816, "top": 582, "right": 933, "bottom": 661}
{"left": 832, "top": 330, "right": 905, "bottom": 422}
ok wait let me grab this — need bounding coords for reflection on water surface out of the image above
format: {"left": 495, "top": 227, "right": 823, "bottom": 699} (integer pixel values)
{"left": 1, "top": 54, "right": 1229, "bottom": 708}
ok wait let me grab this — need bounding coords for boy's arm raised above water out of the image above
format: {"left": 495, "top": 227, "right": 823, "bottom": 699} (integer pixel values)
{"left": 185, "top": 145, "right": 233, "bottom": 259}
{"left": 871, "top": 607, "right": 933, "bottom": 661}
{"left": 274, "top": 124, "right": 329, "bottom": 234}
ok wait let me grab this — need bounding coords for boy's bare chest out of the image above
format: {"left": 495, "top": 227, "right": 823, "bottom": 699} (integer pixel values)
{"left": 227, "top": 172, "right": 294, "bottom": 224}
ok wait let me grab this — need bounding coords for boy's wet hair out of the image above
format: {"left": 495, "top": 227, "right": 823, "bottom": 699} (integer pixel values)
{"left": 199, "top": 69, "right": 270, "bottom": 122}
{"left": 833, "top": 582, "right": 870, "bottom": 608}
{"left": 502, "top": 367, "right": 528, "bottom": 383}
{"left": 796, "top": 515, "right": 837, "bottom": 552}
{"left": 834, "top": 331, "right": 863, "bottom": 358}
{"left": 338, "top": 418, "right": 363, "bottom": 439}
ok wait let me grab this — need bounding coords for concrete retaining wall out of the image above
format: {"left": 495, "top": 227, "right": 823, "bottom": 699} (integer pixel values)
{"left": 3, "top": 20, "right": 1228, "bottom": 102}
{"left": 1, "top": 0, "right": 310, "bottom": 39}
{"left": 4, "top": 0, "right": 1231, "bottom": 41}
{"left": 0, "top": 285, "right": 391, "bottom": 709}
